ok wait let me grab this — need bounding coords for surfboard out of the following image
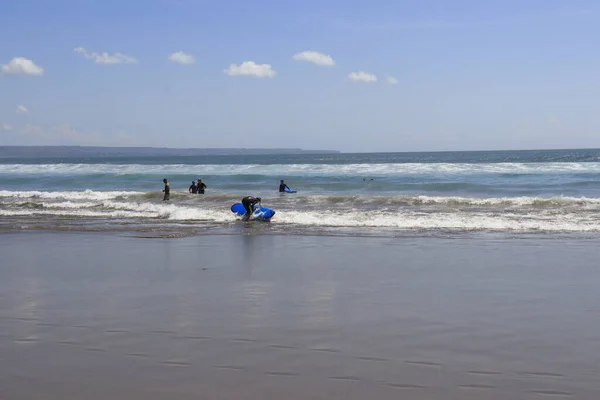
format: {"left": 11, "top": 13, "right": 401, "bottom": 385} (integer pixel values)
{"left": 284, "top": 187, "right": 297, "bottom": 193}
{"left": 230, "top": 203, "right": 276, "bottom": 221}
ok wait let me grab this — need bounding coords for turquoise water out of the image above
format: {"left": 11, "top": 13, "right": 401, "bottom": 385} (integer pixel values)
{"left": 2, "top": 149, "right": 600, "bottom": 235}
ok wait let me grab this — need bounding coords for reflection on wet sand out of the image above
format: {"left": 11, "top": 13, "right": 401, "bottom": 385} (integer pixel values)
{"left": 1, "top": 232, "right": 600, "bottom": 399}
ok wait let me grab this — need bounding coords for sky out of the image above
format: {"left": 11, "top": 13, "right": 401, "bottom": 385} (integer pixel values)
{"left": 1, "top": 0, "right": 600, "bottom": 152}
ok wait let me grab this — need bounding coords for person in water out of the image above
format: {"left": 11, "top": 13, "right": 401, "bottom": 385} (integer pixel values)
{"left": 197, "top": 178, "right": 207, "bottom": 194}
{"left": 189, "top": 181, "right": 197, "bottom": 194}
{"left": 279, "top": 180, "right": 290, "bottom": 192}
{"left": 162, "top": 178, "right": 170, "bottom": 201}
{"left": 241, "top": 196, "right": 261, "bottom": 221}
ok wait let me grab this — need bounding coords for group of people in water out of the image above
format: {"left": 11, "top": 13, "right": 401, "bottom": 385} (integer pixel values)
{"left": 189, "top": 178, "right": 207, "bottom": 194}
{"left": 161, "top": 178, "right": 292, "bottom": 220}
{"left": 161, "top": 177, "right": 207, "bottom": 201}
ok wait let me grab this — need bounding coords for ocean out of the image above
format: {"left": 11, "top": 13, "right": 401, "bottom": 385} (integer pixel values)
{"left": 2, "top": 148, "right": 600, "bottom": 236}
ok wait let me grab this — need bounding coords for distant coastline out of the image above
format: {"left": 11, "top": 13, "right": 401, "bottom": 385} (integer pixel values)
{"left": 0, "top": 146, "right": 340, "bottom": 158}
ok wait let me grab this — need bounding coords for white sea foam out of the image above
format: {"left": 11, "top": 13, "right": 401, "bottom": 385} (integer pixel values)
{"left": 408, "top": 195, "right": 600, "bottom": 207}
{"left": 99, "top": 200, "right": 238, "bottom": 222}
{"left": 0, "top": 190, "right": 141, "bottom": 200}
{"left": 1, "top": 198, "right": 600, "bottom": 232}
{"left": 2, "top": 162, "right": 600, "bottom": 176}
{"left": 2, "top": 190, "right": 600, "bottom": 232}
{"left": 273, "top": 210, "right": 600, "bottom": 231}
{"left": 3, "top": 190, "right": 600, "bottom": 208}
{"left": 1, "top": 205, "right": 599, "bottom": 231}
{"left": 0, "top": 209, "right": 155, "bottom": 218}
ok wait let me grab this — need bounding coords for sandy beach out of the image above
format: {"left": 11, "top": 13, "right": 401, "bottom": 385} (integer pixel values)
{"left": 2, "top": 232, "right": 600, "bottom": 399}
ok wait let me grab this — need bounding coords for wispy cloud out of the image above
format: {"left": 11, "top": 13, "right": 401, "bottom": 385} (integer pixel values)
{"left": 224, "top": 61, "right": 276, "bottom": 78}
{"left": 386, "top": 76, "right": 398, "bottom": 85}
{"left": 74, "top": 47, "right": 137, "bottom": 64}
{"left": 293, "top": 51, "right": 335, "bottom": 66}
{"left": 168, "top": 51, "right": 195, "bottom": 65}
{"left": 16, "top": 105, "right": 29, "bottom": 114}
{"left": 348, "top": 71, "right": 377, "bottom": 83}
{"left": 1, "top": 57, "right": 44, "bottom": 76}
{"left": 2, "top": 124, "right": 13, "bottom": 131}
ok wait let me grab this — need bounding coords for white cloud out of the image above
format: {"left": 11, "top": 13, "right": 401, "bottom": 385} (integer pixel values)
{"left": 292, "top": 51, "right": 335, "bottom": 66}
{"left": 74, "top": 47, "right": 137, "bottom": 64}
{"left": 386, "top": 76, "right": 399, "bottom": 85}
{"left": 348, "top": 71, "right": 377, "bottom": 83}
{"left": 168, "top": 51, "right": 195, "bottom": 65}
{"left": 16, "top": 105, "right": 29, "bottom": 114}
{"left": 1, "top": 57, "right": 44, "bottom": 76}
{"left": 224, "top": 61, "right": 276, "bottom": 78}
{"left": 2, "top": 124, "right": 13, "bottom": 131}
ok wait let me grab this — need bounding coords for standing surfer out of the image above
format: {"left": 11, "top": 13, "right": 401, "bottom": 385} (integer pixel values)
{"left": 197, "top": 178, "right": 207, "bottom": 194}
{"left": 162, "top": 178, "right": 170, "bottom": 201}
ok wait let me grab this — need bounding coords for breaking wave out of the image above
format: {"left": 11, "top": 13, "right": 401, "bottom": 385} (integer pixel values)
{"left": 2, "top": 190, "right": 600, "bottom": 233}
{"left": 3, "top": 162, "right": 600, "bottom": 176}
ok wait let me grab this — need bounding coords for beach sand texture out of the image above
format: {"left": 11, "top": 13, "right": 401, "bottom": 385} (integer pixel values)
{"left": 2, "top": 232, "right": 600, "bottom": 399}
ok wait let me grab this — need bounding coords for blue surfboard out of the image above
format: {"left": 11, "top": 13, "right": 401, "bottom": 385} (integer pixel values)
{"left": 284, "top": 187, "right": 297, "bottom": 193}
{"left": 231, "top": 203, "right": 276, "bottom": 221}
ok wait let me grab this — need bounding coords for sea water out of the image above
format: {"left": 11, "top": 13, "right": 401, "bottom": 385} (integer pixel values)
{"left": 2, "top": 149, "right": 600, "bottom": 236}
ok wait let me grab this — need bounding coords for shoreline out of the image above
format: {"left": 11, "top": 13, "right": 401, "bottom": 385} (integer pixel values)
{"left": 4, "top": 223, "right": 600, "bottom": 240}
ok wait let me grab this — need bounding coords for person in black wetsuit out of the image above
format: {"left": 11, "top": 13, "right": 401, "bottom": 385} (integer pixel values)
{"left": 241, "top": 196, "right": 261, "bottom": 221}
{"left": 162, "top": 178, "right": 170, "bottom": 201}
{"left": 189, "top": 181, "right": 197, "bottom": 194}
{"left": 197, "top": 178, "right": 207, "bottom": 194}
{"left": 279, "top": 180, "right": 290, "bottom": 193}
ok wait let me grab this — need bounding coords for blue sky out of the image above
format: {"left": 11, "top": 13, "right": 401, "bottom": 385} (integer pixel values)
{"left": 1, "top": 0, "right": 599, "bottom": 152}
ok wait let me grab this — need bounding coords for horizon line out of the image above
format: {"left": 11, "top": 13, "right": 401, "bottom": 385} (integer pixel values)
{"left": 1, "top": 145, "right": 600, "bottom": 155}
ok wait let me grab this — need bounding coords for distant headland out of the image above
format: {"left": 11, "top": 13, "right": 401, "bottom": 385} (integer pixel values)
{"left": 0, "top": 146, "right": 340, "bottom": 158}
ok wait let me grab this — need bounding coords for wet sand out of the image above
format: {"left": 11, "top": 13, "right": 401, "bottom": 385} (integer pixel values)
{"left": 1, "top": 232, "right": 600, "bottom": 399}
